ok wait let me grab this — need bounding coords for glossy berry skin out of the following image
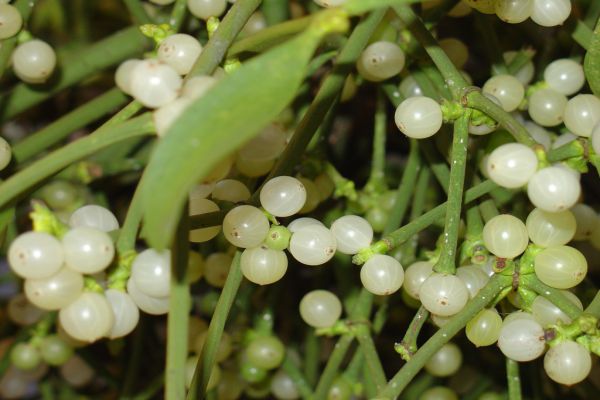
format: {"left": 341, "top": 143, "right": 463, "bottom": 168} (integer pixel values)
{"left": 127, "top": 278, "right": 169, "bottom": 315}
{"left": 240, "top": 246, "right": 288, "bottom": 285}
{"left": 544, "top": 340, "right": 591, "bottom": 385}
{"left": 360, "top": 254, "right": 404, "bottom": 296}
{"left": 157, "top": 33, "right": 202, "bottom": 75}
{"left": 486, "top": 143, "right": 537, "bottom": 188}
{"left": 482, "top": 214, "right": 529, "bottom": 259}
{"left": 59, "top": 292, "right": 115, "bottom": 343}
{"left": 497, "top": 317, "right": 545, "bottom": 362}
{"left": 563, "top": 94, "right": 600, "bottom": 138}
{"left": 187, "top": 0, "right": 227, "bottom": 20}
{"left": 531, "top": 0, "right": 571, "bottom": 27}
{"left": 105, "top": 289, "right": 140, "bottom": 339}
{"left": 62, "top": 227, "right": 115, "bottom": 274}
{"left": 403, "top": 261, "right": 434, "bottom": 299}
{"left": 299, "top": 290, "right": 342, "bottom": 328}
{"left": 356, "top": 41, "right": 405, "bottom": 82}
{"left": 330, "top": 215, "right": 373, "bottom": 255}
{"left": 223, "top": 205, "right": 270, "bottom": 248}
{"left": 482, "top": 75, "right": 525, "bottom": 112}
{"left": 245, "top": 336, "right": 285, "bottom": 370}
{"left": 525, "top": 208, "right": 576, "bottom": 247}
{"left": 394, "top": 97, "right": 443, "bottom": 139}
{"left": 466, "top": 308, "right": 502, "bottom": 347}
{"left": 528, "top": 88, "right": 567, "bottom": 127}
{"left": 289, "top": 225, "right": 337, "bottom": 266}
{"left": 69, "top": 205, "right": 119, "bottom": 232}
{"left": 130, "top": 60, "right": 182, "bottom": 108}
{"left": 24, "top": 268, "right": 84, "bottom": 311}
{"left": 544, "top": 59, "right": 585, "bottom": 96}
{"left": 494, "top": 0, "right": 533, "bottom": 24}
{"left": 8, "top": 231, "right": 64, "bottom": 279}
{"left": 527, "top": 166, "right": 581, "bottom": 212}
{"left": 259, "top": 176, "right": 306, "bottom": 217}
{"left": 12, "top": 39, "right": 57, "bottom": 84}
{"left": 424, "top": 342, "right": 462, "bottom": 377}
{"left": 534, "top": 245, "right": 587, "bottom": 289}
{"left": 0, "top": 4, "right": 22, "bottom": 39}
{"left": 130, "top": 249, "right": 171, "bottom": 297}
{"left": 418, "top": 273, "right": 469, "bottom": 317}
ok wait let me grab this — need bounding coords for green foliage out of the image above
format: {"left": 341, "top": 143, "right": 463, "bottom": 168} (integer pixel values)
{"left": 140, "top": 10, "right": 349, "bottom": 248}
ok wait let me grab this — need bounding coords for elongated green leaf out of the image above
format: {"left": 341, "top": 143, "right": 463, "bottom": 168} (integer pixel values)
{"left": 584, "top": 18, "right": 600, "bottom": 96}
{"left": 141, "top": 10, "right": 349, "bottom": 248}
{"left": 344, "top": 0, "right": 420, "bottom": 15}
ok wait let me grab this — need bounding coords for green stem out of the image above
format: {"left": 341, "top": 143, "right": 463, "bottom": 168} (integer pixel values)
{"left": 116, "top": 180, "right": 146, "bottom": 254}
{"left": 187, "top": 252, "right": 243, "bottom": 400}
{"left": 397, "top": 306, "right": 429, "bottom": 360}
{"left": 1, "top": 27, "right": 149, "bottom": 120}
{"left": 366, "top": 89, "right": 388, "bottom": 192}
{"left": 412, "top": 69, "right": 442, "bottom": 101}
{"left": 506, "top": 358, "right": 522, "bottom": 400}
{"left": 120, "top": 317, "right": 146, "bottom": 399}
{"left": 123, "top": 0, "right": 153, "bottom": 24}
{"left": 506, "top": 49, "right": 535, "bottom": 76}
{"left": 420, "top": 140, "right": 450, "bottom": 193}
{"left": 465, "top": 91, "right": 538, "bottom": 148}
{"left": 384, "top": 140, "right": 420, "bottom": 235}
{"left": 262, "top": 0, "right": 289, "bottom": 25}
{"left": 354, "top": 323, "right": 386, "bottom": 392}
{"left": 377, "top": 274, "right": 512, "bottom": 399}
{"left": 521, "top": 275, "right": 584, "bottom": 320}
{"left": 12, "top": 88, "right": 129, "bottom": 163}
{"left": 254, "top": 9, "right": 386, "bottom": 198}
{"left": 313, "top": 289, "right": 373, "bottom": 400}
{"left": 354, "top": 180, "right": 498, "bottom": 264}
{"left": 393, "top": 5, "right": 468, "bottom": 100}
{"left": 584, "top": 290, "right": 600, "bottom": 318}
{"left": 344, "top": 350, "right": 364, "bottom": 381}
{"left": 466, "top": 204, "right": 484, "bottom": 239}
{"left": 434, "top": 109, "right": 471, "bottom": 275}
{"left": 479, "top": 199, "right": 499, "bottom": 222}
{"left": 0, "top": 114, "right": 154, "bottom": 210}
{"left": 402, "top": 373, "right": 437, "bottom": 400}
{"left": 187, "top": 0, "right": 262, "bottom": 78}
{"left": 422, "top": 66, "right": 452, "bottom": 100}
{"left": 313, "top": 335, "right": 353, "bottom": 400}
{"left": 228, "top": 15, "right": 313, "bottom": 56}
{"left": 0, "top": 0, "right": 37, "bottom": 79}
{"left": 402, "top": 166, "right": 431, "bottom": 264}
{"left": 165, "top": 210, "right": 190, "bottom": 400}
{"left": 103, "top": 99, "right": 144, "bottom": 127}
{"left": 546, "top": 139, "right": 585, "bottom": 163}
{"left": 304, "top": 329, "right": 320, "bottom": 386}
{"left": 323, "top": 161, "right": 357, "bottom": 201}
{"left": 362, "top": 363, "right": 377, "bottom": 399}
{"left": 281, "top": 355, "right": 313, "bottom": 399}
{"left": 573, "top": 21, "right": 593, "bottom": 50}
{"left": 169, "top": 0, "right": 188, "bottom": 31}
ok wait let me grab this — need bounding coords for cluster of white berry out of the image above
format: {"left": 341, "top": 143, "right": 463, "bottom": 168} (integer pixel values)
{"left": 0, "top": 3, "right": 57, "bottom": 84}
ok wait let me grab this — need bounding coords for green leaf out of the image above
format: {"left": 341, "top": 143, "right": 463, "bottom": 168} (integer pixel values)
{"left": 343, "top": 0, "right": 420, "bottom": 15}
{"left": 141, "top": 10, "right": 349, "bottom": 249}
{"left": 584, "top": 18, "right": 600, "bottom": 96}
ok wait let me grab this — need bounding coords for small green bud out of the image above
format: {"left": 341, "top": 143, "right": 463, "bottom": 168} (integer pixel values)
{"left": 264, "top": 225, "right": 291, "bottom": 251}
